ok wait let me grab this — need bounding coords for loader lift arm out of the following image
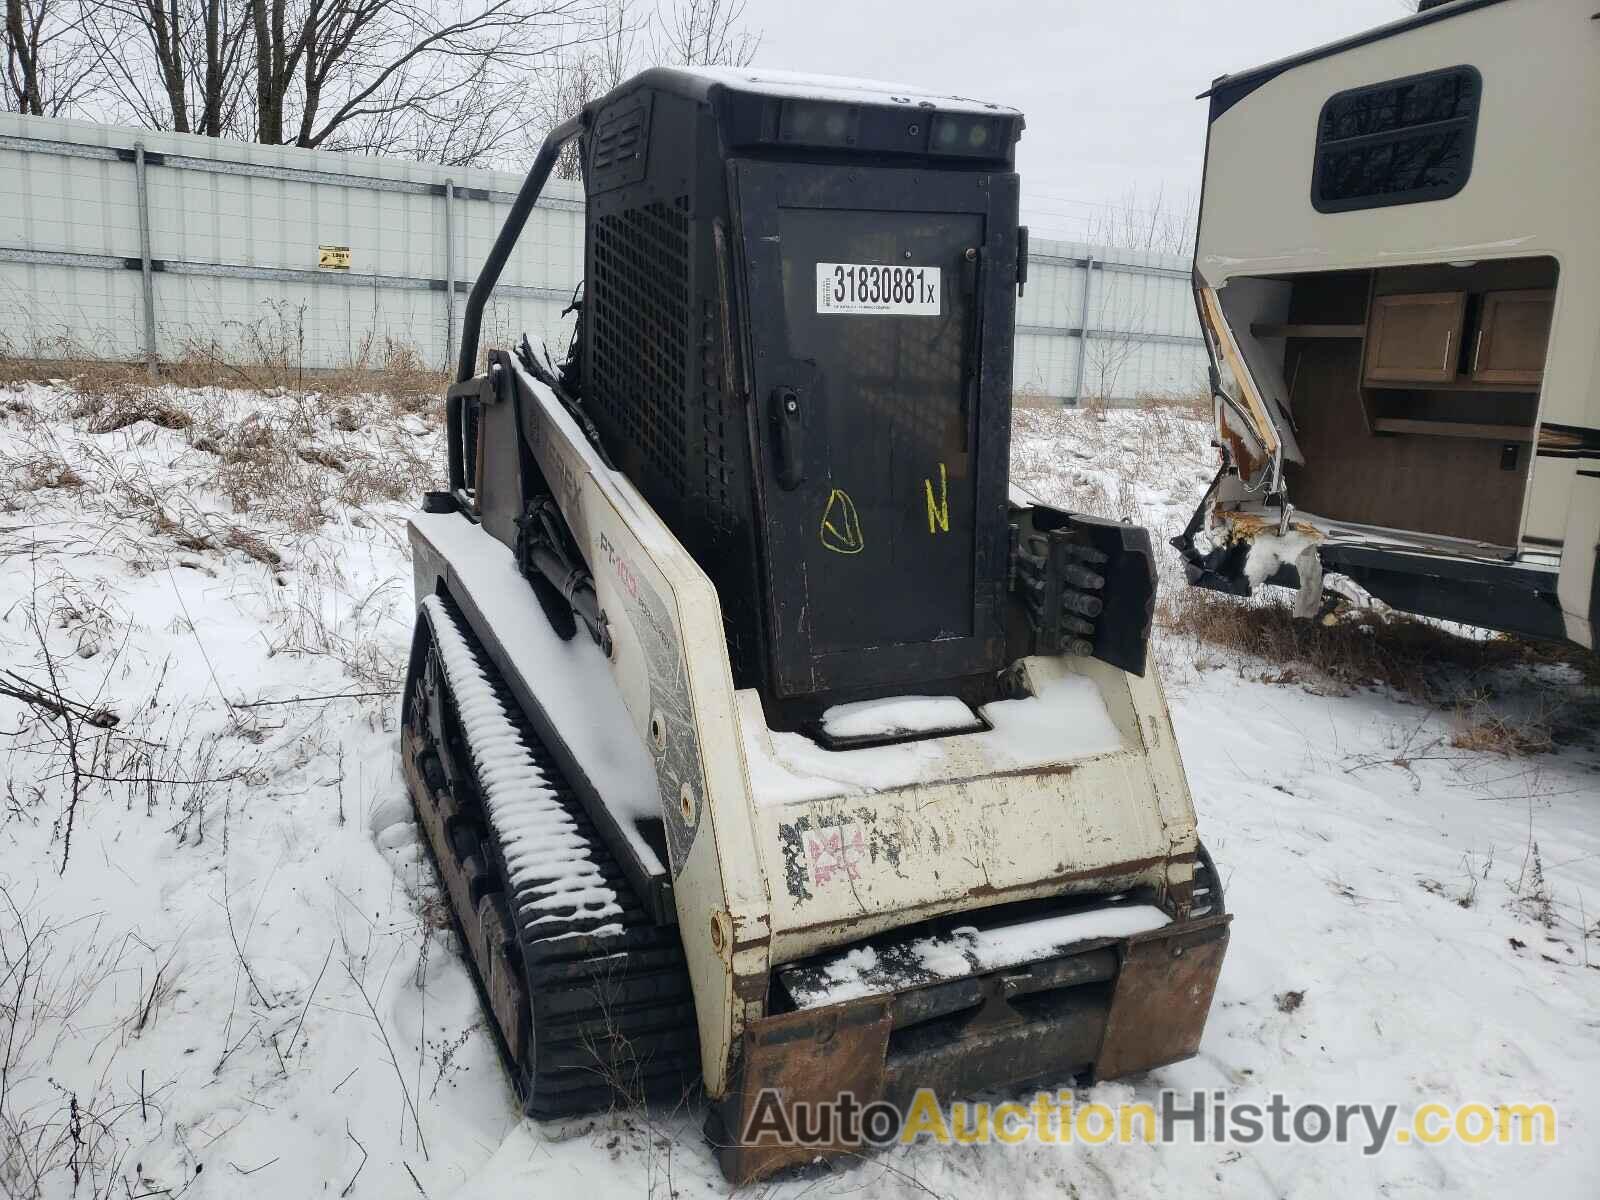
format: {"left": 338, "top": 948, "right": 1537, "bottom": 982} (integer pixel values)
{"left": 442, "top": 115, "right": 617, "bottom": 654}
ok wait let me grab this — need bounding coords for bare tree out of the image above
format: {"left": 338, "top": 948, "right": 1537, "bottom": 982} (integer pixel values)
{"left": 4, "top": 0, "right": 97, "bottom": 115}
{"left": 593, "top": 0, "right": 637, "bottom": 85}
{"left": 538, "top": 51, "right": 600, "bottom": 177}
{"left": 68, "top": 0, "right": 593, "bottom": 165}
{"left": 537, "top": 0, "right": 639, "bottom": 177}
{"left": 536, "top": 0, "right": 759, "bottom": 179}
{"left": 1082, "top": 267, "right": 1151, "bottom": 402}
{"left": 331, "top": 58, "right": 543, "bottom": 165}
{"left": 79, "top": 0, "right": 254, "bottom": 135}
{"left": 1084, "top": 184, "right": 1197, "bottom": 258}
{"left": 1084, "top": 329, "right": 1144, "bottom": 402}
{"left": 651, "top": 0, "right": 756, "bottom": 68}
{"left": 288, "top": 2, "right": 596, "bottom": 159}
{"left": 35, "top": 0, "right": 757, "bottom": 167}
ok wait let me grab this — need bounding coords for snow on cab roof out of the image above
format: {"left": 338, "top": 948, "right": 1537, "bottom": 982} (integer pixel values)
{"left": 661, "top": 65, "right": 1019, "bottom": 116}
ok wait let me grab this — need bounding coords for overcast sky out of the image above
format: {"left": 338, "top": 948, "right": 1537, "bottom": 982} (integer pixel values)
{"left": 743, "top": 0, "right": 1412, "bottom": 242}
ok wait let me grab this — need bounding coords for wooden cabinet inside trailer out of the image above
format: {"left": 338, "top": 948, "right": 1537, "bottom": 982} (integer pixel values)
{"left": 1362, "top": 292, "right": 1466, "bottom": 386}
{"left": 1247, "top": 258, "right": 1558, "bottom": 547}
{"left": 1470, "top": 289, "right": 1555, "bottom": 387}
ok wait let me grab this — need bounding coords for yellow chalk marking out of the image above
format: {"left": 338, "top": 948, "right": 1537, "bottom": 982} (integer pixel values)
{"left": 819, "top": 488, "right": 864, "bottom": 554}
{"left": 924, "top": 462, "right": 950, "bottom": 534}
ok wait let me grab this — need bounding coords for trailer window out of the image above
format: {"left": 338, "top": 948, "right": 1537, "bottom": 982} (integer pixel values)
{"left": 1312, "top": 66, "right": 1480, "bottom": 213}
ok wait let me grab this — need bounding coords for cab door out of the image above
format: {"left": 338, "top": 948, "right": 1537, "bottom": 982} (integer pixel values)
{"left": 734, "top": 161, "right": 1016, "bottom": 698}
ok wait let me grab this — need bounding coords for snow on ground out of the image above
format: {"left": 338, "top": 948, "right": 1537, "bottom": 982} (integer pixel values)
{"left": 0, "top": 383, "right": 1595, "bottom": 1198}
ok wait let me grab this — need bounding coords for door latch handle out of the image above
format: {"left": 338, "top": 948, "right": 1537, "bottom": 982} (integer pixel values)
{"left": 771, "top": 386, "right": 805, "bottom": 490}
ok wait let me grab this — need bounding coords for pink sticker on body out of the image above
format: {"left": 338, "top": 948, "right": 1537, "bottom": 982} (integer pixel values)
{"left": 804, "top": 824, "right": 865, "bottom": 886}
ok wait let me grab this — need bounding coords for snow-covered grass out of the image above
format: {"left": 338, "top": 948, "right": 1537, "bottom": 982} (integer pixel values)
{"left": 0, "top": 381, "right": 1595, "bottom": 1198}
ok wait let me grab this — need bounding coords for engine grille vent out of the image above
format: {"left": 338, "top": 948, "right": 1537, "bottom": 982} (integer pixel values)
{"left": 589, "top": 96, "right": 650, "bottom": 192}
{"left": 590, "top": 197, "right": 691, "bottom": 494}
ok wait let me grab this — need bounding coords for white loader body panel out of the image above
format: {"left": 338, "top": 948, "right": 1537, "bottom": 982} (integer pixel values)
{"left": 741, "top": 657, "right": 1196, "bottom": 960}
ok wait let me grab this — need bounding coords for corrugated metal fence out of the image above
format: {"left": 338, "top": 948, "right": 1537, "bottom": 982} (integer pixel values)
{"left": 0, "top": 113, "right": 1206, "bottom": 402}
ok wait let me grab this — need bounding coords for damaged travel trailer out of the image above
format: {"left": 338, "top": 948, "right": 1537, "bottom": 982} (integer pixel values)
{"left": 1176, "top": 0, "right": 1600, "bottom": 648}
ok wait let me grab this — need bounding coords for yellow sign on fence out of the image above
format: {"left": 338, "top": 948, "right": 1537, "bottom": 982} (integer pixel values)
{"left": 318, "top": 245, "right": 351, "bottom": 270}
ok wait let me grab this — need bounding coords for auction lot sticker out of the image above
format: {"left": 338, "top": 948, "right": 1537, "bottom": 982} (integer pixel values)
{"left": 816, "top": 262, "right": 940, "bottom": 315}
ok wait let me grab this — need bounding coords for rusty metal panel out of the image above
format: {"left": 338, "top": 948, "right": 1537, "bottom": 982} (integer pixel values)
{"left": 712, "top": 915, "right": 1232, "bottom": 1181}
{"left": 1095, "top": 917, "right": 1229, "bottom": 1080}
{"left": 882, "top": 986, "right": 1107, "bottom": 1112}
{"left": 714, "top": 1001, "right": 891, "bottom": 1183}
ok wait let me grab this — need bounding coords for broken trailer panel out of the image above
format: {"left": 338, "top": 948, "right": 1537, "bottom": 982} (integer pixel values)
{"left": 1179, "top": 0, "right": 1600, "bottom": 648}
{"left": 402, "top": 66, "right": 1229, "bottom": 1181}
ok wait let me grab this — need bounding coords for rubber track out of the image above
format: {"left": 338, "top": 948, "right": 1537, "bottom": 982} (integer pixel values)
{"left": 407, "top": 596, "right": 700, "bottom": 1119}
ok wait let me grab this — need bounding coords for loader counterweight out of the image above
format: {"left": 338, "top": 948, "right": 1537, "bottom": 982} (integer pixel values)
{"left": 400, "top": 65, "right": 1230, "bottom": 1182}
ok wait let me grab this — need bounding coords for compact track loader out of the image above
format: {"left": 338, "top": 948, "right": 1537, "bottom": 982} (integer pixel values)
{"left": 400, "top": 66, "right": 1230, "bottom": 1181}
